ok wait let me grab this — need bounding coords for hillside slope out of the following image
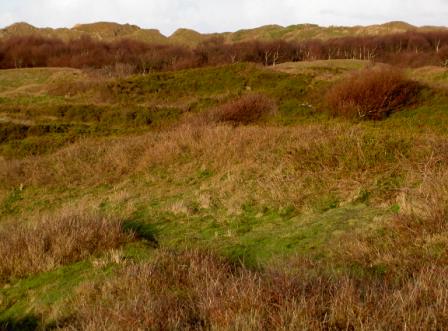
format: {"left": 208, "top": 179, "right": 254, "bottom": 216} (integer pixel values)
{"left": 1, "top": 61, "right": 448, "bottom": 329}
{"left": 1, "top": 21, "right": 447, "bottom": 46}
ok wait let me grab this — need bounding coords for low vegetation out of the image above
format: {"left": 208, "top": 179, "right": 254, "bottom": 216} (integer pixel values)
{"left": 0, "top": 211, "right": 132, "bottom": 282}
{"left": 204, "top": 93, "right": 277, "bottom": 125}
{"left": 326, "top": 66, "right": 421, "bottom": 119}
{"left": 1, "top": 29, "right": 448, "bottom": 73}
{"left": 69, "top": 243, "right": 448, "bottom": 330}
{"left": 67, "top": 158, "right": 448, "bottom": 331}
{"left": 1, "top": 46, "right": 448, "bottom": 329}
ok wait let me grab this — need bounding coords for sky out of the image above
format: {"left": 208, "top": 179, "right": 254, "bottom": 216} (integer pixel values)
{"left": 1, "top": 0, "right": 448, "bottom": 36}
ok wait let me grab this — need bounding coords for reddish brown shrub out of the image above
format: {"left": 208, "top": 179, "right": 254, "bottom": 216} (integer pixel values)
{"left": 2, "top": 30, "right": 448, "bottom": 70}
{"left": 440, "top": 46, "right": 448, "bottom": 67}
{"left": 207, "top": 94, "right": 277, "bottom": 125}
{"left": 382, "top": 51, "right": 440, "bottom": 67}
{"left": 325, "top": 66, "right": 421, "bottom": 120}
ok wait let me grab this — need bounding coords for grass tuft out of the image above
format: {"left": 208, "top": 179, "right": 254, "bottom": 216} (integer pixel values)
{"left": 68, "top": 247, "right": 448, "bottom": 330}
{"left": 0, "top": 211, "right": 133, "bottom": 282}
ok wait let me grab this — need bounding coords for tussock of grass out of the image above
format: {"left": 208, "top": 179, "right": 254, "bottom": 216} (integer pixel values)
{"left": 340, "top": 167, "right": 448, "bottom": 279}
{"left": 0, "top": 211, "right": 133, "bottom": 282}
{"left": 68, "top": 247, "right": 448, "bottom": 330}
{"left": 64, "top": 168, "right": 448, "bottom": 329}
{"left": 2, "top": 61, "right": 448, "bottom": 329}
{"left": 1, "top": 122, "right": 442, "bottom": 212}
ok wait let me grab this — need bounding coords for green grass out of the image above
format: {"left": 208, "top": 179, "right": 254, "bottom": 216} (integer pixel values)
{"left": 0, "top": 68, "right": 66, "bottom": 92}
{"left": 2, "top": 61, "right": 448, "bottom": 328}
{"left": 0, "top": 194, "right": 388, "bottom": 326}
{"left": 0, "top": 260, "right": 91, "bottom": 323}
{"left": 141, "top": 204, "right": 386, "bottom": 267}
{"left": 108, "top": 63, "right": 316, "bottom": 103}
{"left": 0, "top": 63, "right": 318, "bottom": 158}
{"left": 0, "top": 242, "right": 153, "bottom": 328}
{"left": 5, "top": 62, "right": 443, "bottom": 160}
{"left": 0, "top": 188, "right": 23, "bottom": 215}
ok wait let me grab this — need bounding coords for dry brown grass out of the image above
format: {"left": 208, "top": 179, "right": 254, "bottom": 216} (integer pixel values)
{"left": 1, "top": 123, "right": 444, "bottom": 213}
{"left": 53, "top": 127, "right": 448, "bottom": 330}
{"left": 326, "top": 65, "right": 421, "bottom": 120}
{"left": 65, "top": 247, "right": 448, "bottom": 331}
{"left": 2, "top": 105, "right": 448, "bottom": 329}
{"left": 0, "top": 210, "right": 133, "bottom": 282}
{"left": 340, "top": 165, "right": 448, "bottom": 279}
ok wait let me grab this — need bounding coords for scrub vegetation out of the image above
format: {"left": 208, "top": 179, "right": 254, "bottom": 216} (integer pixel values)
{"left": 1, "top": 24, "right": 448, "bottom": 330}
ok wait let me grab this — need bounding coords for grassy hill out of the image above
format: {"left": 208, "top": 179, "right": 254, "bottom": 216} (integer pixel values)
{"left": 1, "top": 21, "right": 447, "bottom": 46}
{"left": 72, "top": 22, "right": 169, "bottom": 44}
{"left": 0, "top": 22, "right": 169, "bottom": 44}
{"left": 1, "top": 60, "right": 448, "bottom": 328}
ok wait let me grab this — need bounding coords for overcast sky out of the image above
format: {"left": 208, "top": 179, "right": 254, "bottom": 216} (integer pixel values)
{"left": 1, "top": 0, "right": 447, "bottom": 36}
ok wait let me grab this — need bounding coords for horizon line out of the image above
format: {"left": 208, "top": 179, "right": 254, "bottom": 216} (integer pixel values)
{"left": 1, "top": 20, "right": 447, "bottom": 38}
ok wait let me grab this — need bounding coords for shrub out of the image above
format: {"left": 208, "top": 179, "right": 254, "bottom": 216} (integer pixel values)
{"left": 2, "top": 30, "right": 448, "bottom": 70}
{"left": 206, "top": 93, "right": 277, "bottom": 125}
{"left": 440, "top": 46, "right": 448, "bottom": 67}
{"left": 325, "top": 66, "right": 421, "bottom": 120}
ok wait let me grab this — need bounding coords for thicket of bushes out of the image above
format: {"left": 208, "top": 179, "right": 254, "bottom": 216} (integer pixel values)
{"left": 1, "top": 30, "right": 448, "bottom": 72}
{"left": 326, "top": 66, "right": 422, "bottom": 119}
{"left": 204, "top": 93, "right": 277, "bottom": 125}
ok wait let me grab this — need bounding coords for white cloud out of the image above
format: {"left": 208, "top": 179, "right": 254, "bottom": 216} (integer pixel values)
{"left": 1, "top": 0, "right": 447, "bottom": 35}
{"left": 0, "top": 12, "right": 15, "bottom": 27}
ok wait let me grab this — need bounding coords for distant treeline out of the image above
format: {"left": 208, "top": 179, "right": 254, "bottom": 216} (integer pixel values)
{"left": 1, "top": 31, "right": 448, "bottom": 72}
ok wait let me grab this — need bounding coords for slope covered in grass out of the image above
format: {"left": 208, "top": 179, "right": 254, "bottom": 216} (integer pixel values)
{"left": 2, "top": 21, "right": 445, "bottom": 46}
{"left": 1, "top": 61, "right": 448, "bottom": 329}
